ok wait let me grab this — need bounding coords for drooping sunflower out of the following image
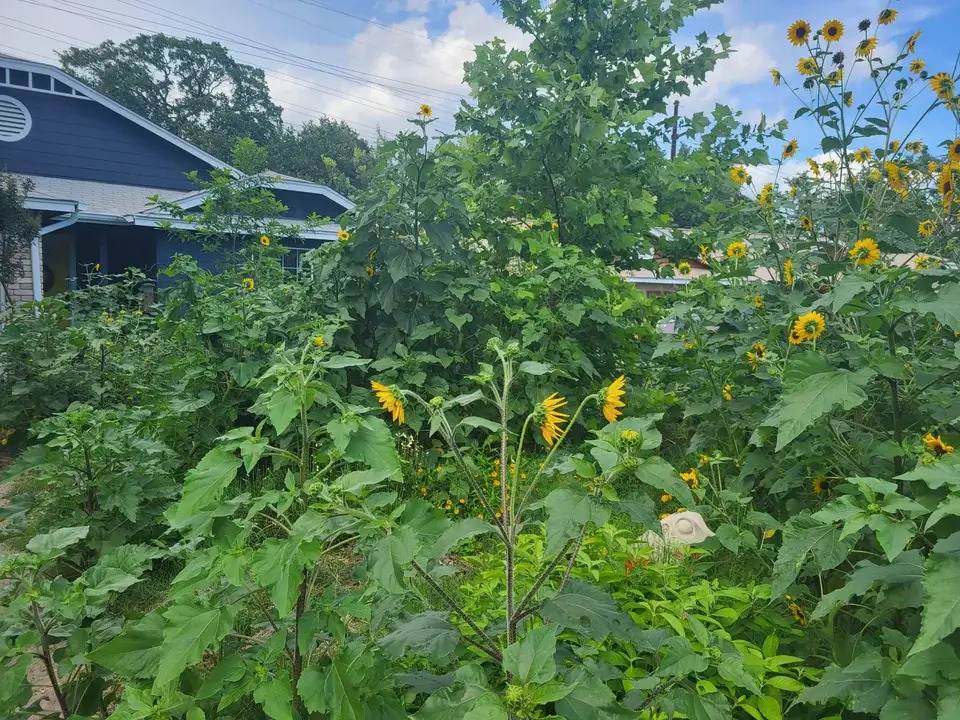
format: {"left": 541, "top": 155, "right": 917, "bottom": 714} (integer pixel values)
{"left": 729, "top": 165, "right": 751, "bottom": 185}
{"left": 747, "top": 341, "right": 766, "bottom": 370}
{"left": 807, "top": 158, "right": 821, "bottom": 176}
{"left": 797, "top": 57, "right": 818, "bottom": 76}
{"left": 242, "top": 277, "right": 255, "bottom": 291}
{"left": 676, "top": 260, "right": 691, "bottom": 276}
{"left": 906, "top": 141, "right": 926, "bottom": 154}
{"left": 337, "top": 229, "right": 351, "bottom": 242}
{"left": 811, "top": 477, "right": 827, "bottom": 495}
{"left": 698, "top": 244, "right": 711, "bottom": 262}
{"left": 906, "top": 31, "right": 921, "bottom": 53}
{"left": 889, "top": 139, "right": 901, "bottom": 153}
{"left": 843, "top": 91, "right": 854, "bottom": 107}
{"left": 259, "top": 234, "right": 271, "bottom": 247}
{"left": 680, "top": 468, "right": 700, "bottom": 489}
{"left": 783, "top": 257, "right": 794, "bottom": 287}
{"left": 757, "top": 183, "right": 775, "bottom": 209}
{"left": 601, "top": 375, "right": 626, "bottom": 423}
{"left": 909, "top": 59, "right": 926, "bottom": 74}
{"left": 853, "top": 147, "right": 873, "bottom": 163}
{"left": 884, "top": 161, "right": 908, "bottom": 197}
{"left": 726, "top": 240, "right": 748, "bottom": 259}
{"left": 929, "top": 72, "right": 956, "bottom": 101}
{"left": 948, "top": 138, "right": 960, "bottom": 162}
{"left": 937, "top": 167, "right": 955, "bottom": 208}
{"left": 722, "top": 384, "right": 734, "bottom": 401}
{"left": 799, "top": 215, "right": 813, "bottom": 231}
{"left": 770, "top": 68, "right": 782, "bottom": 86}
{"left": 539, "top": 392, "right": 569, "bottom": 446}
{"left": 877, "top": 8, "right": 897, "bottom": 25}
{"left": 849, "top": 237, "right": 881, "bottom": 266}
{"left": 787, "top": 20, "right": 811, "bottom": 46}
{"left": 923, "top": 432, "right": 955, "bottom": 456}
{"left": 825, "top": 69, "right": 843, "bottom": 86}
{"left": 914, "top": 255, "right": 940, "bottom": 270}
{"left": 792, "top": 311, "right": 827, "bottom": 342}
{"left": 371, "top": 380, "right": 405, "bottom": 424}
{"left": 918, "top": 219, "right": 936, "bottom": 237}
{"left": 312, "top": 334, "right": 327, "bottom": 348}
{"left": 417, "top": 103, "right": 433, "bottom": 118}
{"left": 782, "top": 139, "right": 799, "bottom": 159}
{"left": 928, "top": 160, "right": 940, "bottom": 174}
{"left": 855, "top": 37, "right": 878, "bottom": 58}
{"left": 821, "top": 19, "right": 844, "bottom": 42}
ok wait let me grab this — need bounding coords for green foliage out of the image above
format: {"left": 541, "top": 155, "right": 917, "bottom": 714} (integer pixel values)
{"left": 0, "top": 172, "right": 39, "bottom": 298}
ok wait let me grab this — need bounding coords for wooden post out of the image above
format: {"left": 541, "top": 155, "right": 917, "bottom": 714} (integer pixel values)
{"left": 669, "top": 100, "right": 679, "bottom": 160}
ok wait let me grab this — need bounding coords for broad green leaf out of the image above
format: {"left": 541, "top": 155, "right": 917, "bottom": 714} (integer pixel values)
{"left": 539, "top": 488, "right": 610, "bottom": 556}
{"left": 502, "top": 625, "right": 558, "bottom": 684}
{"left": 298, "top": 660, "right": 363, "bottom": 720}
{"left": 153, "top": 605, "right": 235, "bottom": 691}
{"left": 88, "top": 613, "right": 164, "bottom": 680}
{"left": 429, "top": 517, "right": 498, "bottom": 559}
{"left": 812, "top": 550, "right": 923, "bottom": 619}
{"left": 540, "top": 580, "right": 625, "bottom": 640}
{"left": 910, "top": 553, "right": 960, "bottom": 655}
{"left": 26, "top": 525, "right": 89, "bottom": 558}
{"left": 380, "top": 612, "right": 461, "bottom": 661}
{"left": 879, "top": 697, "right": 935, "bottom": 719}
{"left": 265, "top": 388, "right": 300, "bottom": 435}
{"left": 250, "top": 539, "right": 308, "bottom": 616}
{"left": 416, "top": 664, "right": 507, "bottom": 720}
{"left": 167, "top": 447, "right": 242, "bottom": 529}
{"left": 813, "top": 277, "right": 875, "bottom": 313}
{"left": 896, "top": 283, "right": 960, "bottom": 331}
{"left": 764, "top": 369, "right": 875, "bottom": 451}
{"left": 253, "top": 670, "right": 293, "bottom": 720}
{"left": 717, "top": 653, "right": 761, "bottom": 695}
{"left": 336, "top": 467, "right": 397, "bottom": 495}
{"left": 632, "top": 457, "right": 694, "bottom": 506}
{"left": 369, "top": 526, "right": 418, "bottom": 594}
{"left": 897, "top": 456, "right": 960, "bottom": 490}
{"left": 518, "top": 361, "right": 552, "bottom": 375}
{"left": 799, "top": 650, "right": 891, "bottom": 713}
{"left": 772, "top": 515, "right": 855, "bottom": 596}
{"left": 318, "top": 353, "right": 371, "bottom": 369}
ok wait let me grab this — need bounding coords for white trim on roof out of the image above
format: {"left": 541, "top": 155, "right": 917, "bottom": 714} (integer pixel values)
{"left": 0, "top": 56, "right": 234, "bottom": 172}
{"left": 623, "top": 276, "right": 691, "bottom": 286}
{"left": 158, "top": 175, "right": 355, "bottom": 214}
{"left": 23, "top": 196, "right": 79, "bottom": 213}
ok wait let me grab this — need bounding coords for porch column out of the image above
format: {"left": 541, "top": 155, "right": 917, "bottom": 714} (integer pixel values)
{"left": 31, "top": 233, "right": 42, "bottom": 301}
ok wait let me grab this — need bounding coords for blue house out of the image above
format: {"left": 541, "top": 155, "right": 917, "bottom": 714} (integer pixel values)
{"left": 0, "top": 54, "right": 353, "bottom": 305}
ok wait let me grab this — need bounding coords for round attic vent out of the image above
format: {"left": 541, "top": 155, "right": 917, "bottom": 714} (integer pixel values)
{"left": 0, "top": 95, "right": 32, "bottom": 142}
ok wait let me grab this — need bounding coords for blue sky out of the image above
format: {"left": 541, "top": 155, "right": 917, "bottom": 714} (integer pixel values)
{"left": 3, "top": 0, "right": 959, "bottom": 175}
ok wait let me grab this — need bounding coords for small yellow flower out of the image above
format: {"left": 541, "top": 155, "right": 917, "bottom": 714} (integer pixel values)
{"left": 877, "top": 8, "right": 897, "bottom": 25}
{"left": 337, "top": 229, "right": 351, "bottom": 242}
{"left": 799, "top": 215, "right": 813, "bottom": 231}
{"left": 371, "top": 380, "right": 405, "bottom": 424}
{"left": 918, "top": 219, "right": 936, "bottom": 237}
{"left": 762, "top": 529, "right": 776, "bottom": 540}
{"left": 843, "top": 91, "right": 854, "bottom": 107}
{"left": 540, "top": 393, "right": 569, "bottom": 446}
{"left": 242, "top": 277, "right": 255, "bottom": 291}
{"left": 787, "top": 19, "right": 811, "bottom": 46}
{"left": 697, "top": 453, "right": 711, "bottom": 467}
{"left": 660, "top": 493, "right": 673, "bottom": 504}
{"left": 910, "top": 59, "right": 926, "bottom": 74}
{"left": 729, "top": 166, "right": 751, "bottom": 185}
{"left": 770, "top": 68, "right": 781, "bottom": 86}
{"left": 93, "top": 263, "right": 101, "bottom": 272}
{"left": 923, "top": 433, "right": 955, "bottom": 456}
{"left": 722, "top": 384, "right": 734, "bottom": 401}
{"left": 620, "top": 429, "right": 641, "bottom": 444}
{"left": 366, "top": 265, "right": 375, "bottom": 277}
{"left": 855, "top": 37, "right": 878, "bottom": 59}
{"left": 807, "top": 158, "right": 820, "bottom": 176}
{"left": 551, "top": 221, "right": 559, "bottom": 231}
{"left": 884, "top": 161, "right": 908, "bottom": 197}
{"left": 929, "top": 72, "right": 956, "bottom": 101}
{"left": 792, "top": 311, "right": 827, "bottom": 343}
{"left": 914, "top": 255, "right": 940, "bottom": 270}
{"left": 676, "top": 260, "right": 691, "bottom": 276}
{"left": 418, "top": 103, "right": 433, "bottom": 118}
{"left": 849, "top": 238, "right": 881, "bottom": 266}
{"left": 757, "top": 183, "right": 774, "bottom": 209}
{"left": 680, "top": 468, "right": 700, "bottom": 489}
{"left": 788, "top": 601, "right": 807, "bottom": 626}
{"left": 312, "top": 334, "right": 326, "bottom": 348}
{"left": 259, "top": 234, "right": 271, "bottom": 247}
{"left": 812, "top": 477, "right": 827, "bottom": 495}
{"left": 782, "top": 139, "right": 798, "bottom": 159}
{"left": 906, "top": 31, "right": 921, "bottom": 53}
{"left": 906, "top": 141, "right": 925, "bottom": 154}
{"left": 726, "top": 240, "right": 748, "bottom": 259}
{"left": 797, "top": 57, "right": 818, "bottom": 76}
{"left": 821, "top": 19, "right": 844, "bottom": 42}
{"left": 601, "top": 375, "right": 626, "bottom": 423}
{"left": 888, "top": 139, "right": 901, "bottom": 153}
{"left": 752, "top": 294, "right": 764, "bottom": 310}
{"left": 747, "top": 341, "right": 766, "bottom": 370}
{"left": 698, "top": 244, "right": 711, "bottom": 262}
{"left": 852, "top": 147, "right": 872, "bottom": 163}
{"left": 783, "top": 258, "right": 794, "bottom": 287}
{"left": 659, "top": 512, "right": 670, "bottom": 520}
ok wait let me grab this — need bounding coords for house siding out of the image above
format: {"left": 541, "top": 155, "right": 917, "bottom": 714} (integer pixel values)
{"left": 272, "top": 189, "right": 347, "bottom": 220}
{"left": 0, "top": 87, "right": 210, "bottom": 190}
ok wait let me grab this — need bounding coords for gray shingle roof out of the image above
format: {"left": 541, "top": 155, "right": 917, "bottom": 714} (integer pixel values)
{"left": 15, "top": 173, "right": 189, "bottom": 216}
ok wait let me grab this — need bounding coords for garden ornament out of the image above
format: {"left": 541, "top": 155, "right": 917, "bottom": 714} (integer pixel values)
{"left": 643, "top": 511, "right": 715, "bottom": 553}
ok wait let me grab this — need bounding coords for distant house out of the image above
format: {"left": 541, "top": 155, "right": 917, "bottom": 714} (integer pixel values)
{"left": 0, "top": 55, "right": 352, "bottom": 306}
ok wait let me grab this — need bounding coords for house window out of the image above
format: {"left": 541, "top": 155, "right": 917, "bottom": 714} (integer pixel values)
{"left": 0, "top": 95, "right": 32, "bottom": 142}
{"left": 31, "top": 73, "right": 52, "bottom": 91}
{"left": 8, "top": 69, "right": 28, "bottom": 87}
{"left": 282, "top": 247, "right": 310, "bottom": 272}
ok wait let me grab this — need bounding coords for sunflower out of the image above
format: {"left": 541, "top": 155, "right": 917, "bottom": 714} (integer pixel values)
{"left": 259, "top": 234, "right": 271, "bottom": 247}
{"left": 371, "top": 380, "right": 405, "bottom": 424}
{"left": 242, "top": 277, "right": 255, "bottom": 291}
{"left": 758, "top": 183, "right": 775, "bottom": 209}
{"left": 821, "top": 19, "right": 844, "bottom": 42}
{"left": 787, "top": 20, "right": 811, "bottom": 46}
{"left": 312, "top": 334, "right": 326, "bottom": 348}
{"left": 914, "top": 255, "right": 940, "bottom": 270}
{"left": 937, "top": 167, "right": 954, "bottom": 207}
{"left": 888, "top": 139, "right": 901, "bottom": 153}
{"left": 660, "top": 493, "right": 673, "bottom": 504}
{"left": 909, "top": 59, "right": 925, "bottom": 74}
{"left": 753, "top": 294, "right": 764, "bottom": 310}
{"left": 698, "top": 244, "right": 711, "bottom": 262}
{"left": 788, "top": 327, "right": 805, "bottom": 345}
{"left": 601, "top": 375, "right": 626, "bottom": 423}
{"left": 929, "top": 72, "right": 956, "bottom": 101}
{"left": 770, "top": 68, "right": 782, "bottom": 86}
{"left": 923, "top": 432, "right": 955, "bottom": 456}
{"left": 539, "top": 393, "right": 569, "bottom": 446}
{"left": 877, "top": 8, "right": 897, "bottom": 25}
{"left": 792, "top": 311, "right": 827, "bottom": 342}
{"left": 848, "top": 237, "right": 881, "bottom": 267}
{"left": 807, "top": 158, "right": 821, "bottom": 176}
{"left": 823, "top": 159, "right": 838, "bottom": 175}
{"left": 722, "top": 384, "right": 734, "bottom": 401}
{"left": 918, "top": 219, "right": 936, "bottom": 237}
{"left": 906, "top": 141, "right": 925, "bottom": 154}
{"left": 697, "top": 453, "right": 712, "bottom": 467}
{"left": 797, "top": 57, "right": 818, "bottom": 76}
{"left": 551, "top": 221, "right": 559, "bottom": 231}
{"left": 726, "top": 240, "right": 748, "bottom": 258}
{"left": 729, "top": 165, "right": 750, "bottom": 185}
{"left": 884, "top": 161, "right": 908, "bottom": 197}
{"left": 844, "top": 91, "right": 854, "bottom": 107}
{"left": 337, "top": 229, "right": 351, "bottom": 242}
{"left": 855, "top": 37, "right": 878, "bottom": 58}
{"left": 763, "top": 528, "right": 776, "bottom": 540}
{"left": 417, "top": 103, "right": 433, "bottom": 118}
{"left": 948, "top": 138, "right": 960, "bottom": 163}
{"left": 906, "top": 30, "right": 921, "bottom": 53}
{"left": 783, "top": 257, "right": 794, "bottom": 287}
{"left": 676, "top": 260, "right": 691, "bottom": 276}
{"left": 853, "top": 147, "right": 872, "bottom": 163}
{"left": 826, "top": 69, "right": 843, "bottom": 86}
{"left": 747, "top": 341, "right": 766, "bottom": 369}
{"left": 928, "top": 161, "right": 940, "bottom": 174}
{"left": 799, "top": 215, "right": 813, "bottom": 231}
{"left": 811, "top": 477, "right": 827, "bottom": 495}
{"left": 680, "top": 468, "right": 700, "bottom": 489}
{"left": 782, "top": 139, "right": 799, "bottom": 159}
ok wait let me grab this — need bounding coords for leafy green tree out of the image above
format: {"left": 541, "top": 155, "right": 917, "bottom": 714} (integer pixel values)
{"left": 0, "top": 173, "right": 39, "bottom": 303}
{"left": 268, "top": 118, "right": 372, "bottom": 195}
{"left": 60, "top": 34, "right": 283, "bottom": 160}
{"left": 455, "top": 0, "right": 733, "bottom": 265}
